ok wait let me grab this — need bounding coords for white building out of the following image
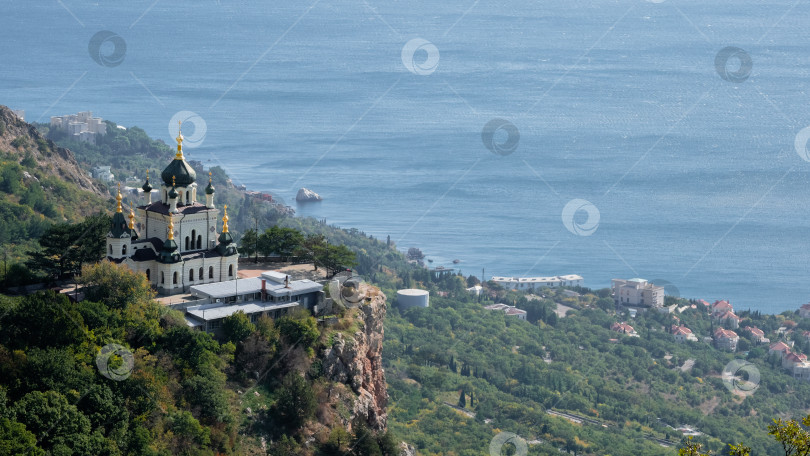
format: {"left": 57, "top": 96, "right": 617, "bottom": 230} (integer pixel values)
{"left": 50, "top": 111, "right": 107, "bottom": 143}
{"left": 612, "top": 278, "right": 664, "bottom": 308}
{"left": 92, "top": 165, "right": 115, "bottom": 182}
{"left": 484, "top": 303, "right": 527, "bottom": 320}
{"left": 182, "top": 271, "right": 324, "bottom": 334}
{"left": 490, "top": 274, "right": 583, "bottom": 290}
{"left": 106, "top": 128, "right": 238, "bottom": 295}
{"left": 672, "top": 325, "right": 698, "bottom": 343}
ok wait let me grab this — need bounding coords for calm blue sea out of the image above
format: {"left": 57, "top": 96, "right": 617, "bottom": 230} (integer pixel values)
{"left": 3, "top": 0, "right": 810, "bottom": 313}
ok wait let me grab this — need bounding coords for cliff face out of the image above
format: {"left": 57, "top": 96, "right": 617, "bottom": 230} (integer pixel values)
{"left": 321, "top": 285, "right": 388, "bottom": 432}
{"left": 0, "top": 106, "right": 106, "bottom": 197}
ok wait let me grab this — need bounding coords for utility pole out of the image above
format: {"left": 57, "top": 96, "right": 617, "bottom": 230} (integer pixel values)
{"left": 254, "top": 216, "right": 259, "bottom": 263}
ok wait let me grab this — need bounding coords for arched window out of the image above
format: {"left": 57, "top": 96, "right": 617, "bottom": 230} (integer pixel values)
{"left": 197, "top": 235, "right": 202, "bottom": 249}
{"left": 108, "top": 245, "right": 112, "bottom": 255}
{"left": 199, "top": 267, "right": 203, "bottom": 281}
{"left": 228, "top": 264, "right": 233, "bottom": 277}
{"left": 122, "top": 245, "right": 127, "bottom": 255}
{"left": 209, "top": 266, "right": 214, "bottom": 279}
{"left": 161, "top": 271, "right": 165, "bottom": 284}
{"left": 186, "top": 191, "right": 190, "bottom": 202}
{"left": 146, "top": 269, "right": 150, "bottom": 281}
{"left": 185, "top": 236, "right": 190, "bottom": 251}
{"left": 191, "top": 230, "right": 196, "bottom": 249}
{"left": 189, "top": 269, "right": 194, "bottom": 281}
{"left": 173, "top": 271, "right": 178, "bottom": 284}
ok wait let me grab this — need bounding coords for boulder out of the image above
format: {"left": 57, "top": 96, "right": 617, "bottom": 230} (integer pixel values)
{"left": 296, "top": 187, "right": 322, "bottom": 202}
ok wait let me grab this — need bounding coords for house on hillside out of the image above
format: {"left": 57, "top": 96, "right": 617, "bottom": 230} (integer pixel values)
{"left": 743, "top": 326, "right": 769, "bottom": 345}
{"left": 611, "top": 322, "right": 639, "bottom": 337}
{"left": 713, "top": 328, "right": 739, "bottom": 352}
{"left": 783, "top": 352, "right": 808, "bottom": 370}
{"left": 712, "top": 310, "right": 740, "bottom": 329}
{"left": 799, "top": 303, "right": 810, "bottom": 318}
{"left": 769, "top": 341, "right": 792, "bottom": 359}
{"left": 711, "top": 300, "right": 733, "bottom": 313}
{"left": 671, "top": 325, "right": 697, "bottom": 343}
{"left": 484, "top": 303, "right": 527, "bottom": 320}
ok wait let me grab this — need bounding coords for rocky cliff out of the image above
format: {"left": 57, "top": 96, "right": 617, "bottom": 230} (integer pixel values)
{"left": 0, "top": 106, "right": 106, "bottom": 197}
{"left": 321, "top": 284, "right": 388, "bottom": 432}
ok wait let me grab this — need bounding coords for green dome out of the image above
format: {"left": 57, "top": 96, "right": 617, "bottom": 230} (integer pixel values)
{"left": 141, "top": 177, "right": 152, "bottom": 193}
{"left": 205, "top": 181, "right": 215, "bottom": 195}
{"left": 161, "top": 158, "right": 196, "bottom": 187}
{"left": 109, "top": 212, "right": 129, "bottom": 237}
{"left": 159, "top": 239, "right": 180, "bottom": 263}
{"left": 168, "top": 186, "right": 178, "bottom": 199}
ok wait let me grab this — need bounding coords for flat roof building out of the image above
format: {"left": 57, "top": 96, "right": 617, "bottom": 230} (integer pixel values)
{"left": 612, "top": 278, "right": 664, "bottom": 309}
{"left": 491, "top": 274, "right": 583, "bottom": 290}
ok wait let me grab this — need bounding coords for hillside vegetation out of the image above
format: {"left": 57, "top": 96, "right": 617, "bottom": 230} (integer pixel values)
{"left": 0, "top": 106, "right": 108, "bottom": 262}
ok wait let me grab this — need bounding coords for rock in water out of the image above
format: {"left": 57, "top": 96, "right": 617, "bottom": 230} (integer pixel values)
{"left": 296, "top": 187, "right": 322, "bottom": 202}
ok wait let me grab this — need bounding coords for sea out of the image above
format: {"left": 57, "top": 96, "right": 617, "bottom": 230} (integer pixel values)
{"left": 3, "top": 0, "right": 810, "bottom": 313}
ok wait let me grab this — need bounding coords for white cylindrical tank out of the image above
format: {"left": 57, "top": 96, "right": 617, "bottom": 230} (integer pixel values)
{"left": 397, "top": 289, "right": 429, "bottom": 309}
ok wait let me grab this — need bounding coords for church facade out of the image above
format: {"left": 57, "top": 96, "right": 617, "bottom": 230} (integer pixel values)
{"left": 106, "top": 125, "right": 238, "bottom": 295}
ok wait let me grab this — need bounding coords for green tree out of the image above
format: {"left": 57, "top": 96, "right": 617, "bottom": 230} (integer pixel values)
{"left": 276, "top": 310, "right": 320, "bottom": 349}
{"left": 274, "top": 372, "right": 316, "bottom": 432}
{"left": 221, "top": 310, "right": 255, "bottom": 344}
{"left": 12, "top": 390, "right": 91, "bottom": 451}
{"left": 258, "top": 226, "right": 304, "bottom": 260}
{"left": 317, "top": 243, "right": 357, "bottom": 277}
{"left": 458, "top": 389, "right": 466, "bottom": 408}
{"left": 79, "top": 260, "right": 155, "bottom": 310}
{"left": 239, "top": 228, "right": 258, "bottom": 261}
{"left": 0, "top": 417, "right": 44, "bottom": 456}
{"left": 27, "top": 213, "right": 110, "bottom": 279}
{"left": 351, "top": 420, "right": 382, "bottom": 456}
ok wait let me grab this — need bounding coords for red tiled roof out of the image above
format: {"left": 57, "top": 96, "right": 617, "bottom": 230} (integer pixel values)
{"left": 672, "top": 325, "right": 692, "bottom": 335}
{"left": 714, "top": 310, "right": 740, "bottom": 320}
{"left": 714, "top": 328, "right": 738, "bottom": 339}
{"left": 744, "top": 326, "right": 764, "bottom": 337}
{"left": 769, "top": 341, "right": 791, "bottom": 352}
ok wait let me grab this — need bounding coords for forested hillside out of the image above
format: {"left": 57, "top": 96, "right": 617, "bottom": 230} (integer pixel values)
{"left": 0, "top": 106, "right": 107, "bottom": 262}
{"left": 381, "top": 279, "right": 810, "bottom": 455}
{"left": 0, "top": 261, "right": 399, "bottom": 455}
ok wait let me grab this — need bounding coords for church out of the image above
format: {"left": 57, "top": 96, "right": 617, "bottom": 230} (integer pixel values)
{"left": 106, "top": 125, "right": 238, "bottom": 295}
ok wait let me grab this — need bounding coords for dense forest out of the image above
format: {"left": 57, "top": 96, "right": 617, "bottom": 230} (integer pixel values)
{"left": 0, "top": 260, "right": 399, "bottom": 455}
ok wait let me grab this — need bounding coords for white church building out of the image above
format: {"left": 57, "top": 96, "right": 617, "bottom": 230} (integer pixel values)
{"left": 106, "top": 125, "right": 238, "bottom": 295}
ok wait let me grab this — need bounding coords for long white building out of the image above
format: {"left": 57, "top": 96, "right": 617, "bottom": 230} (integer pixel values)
{"left": 490, "top": 274, "right": 583, "bottom": 290}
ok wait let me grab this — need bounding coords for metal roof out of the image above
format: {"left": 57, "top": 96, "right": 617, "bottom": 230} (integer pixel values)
{"left": 186, "top": 301, "right": 299, "bottom": 321}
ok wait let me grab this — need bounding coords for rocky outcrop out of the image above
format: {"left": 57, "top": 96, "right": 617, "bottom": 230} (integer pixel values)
{"left": 399, "top": 442, "right": 417, "bottom": 456}
{"left": 322, "top": 285, "right": 387, "bottom": 431}
{"left": 0, "top": 105, "right": 106, "bottom": 197}
{"left": 296, "top": 187, "right": 322, "bottom": 202}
